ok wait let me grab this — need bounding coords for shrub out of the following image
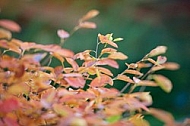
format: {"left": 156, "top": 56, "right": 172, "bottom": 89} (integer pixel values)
{"left": 0, "top": 10, "right": 186, "bottom": 126}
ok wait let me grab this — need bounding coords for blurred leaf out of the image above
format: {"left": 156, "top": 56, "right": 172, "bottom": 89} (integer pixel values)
{"left": 0, "top": 28, "right": 12, "bottom": 40}
{"left": 148, "top": 46, "right": 167, "bottom": 57}
{"left": 101, "top": 47, "right": 117, "bottom": 54}
{"left": 0, "top": 19, "right": 21, "bottom": 32}
{"left": 79, "top": 21, "right": 96, "bottom": 29}
{"left": 0, "top": 97, "right": 19, "bottom": 113}
{"left": 106, "top": 115, "right": 121, "bottom": 123}
{"left": 151, "top": 74, "right": 172, "bottom": 93}
{"left": 163, "top": 62, "right": 180, "bottom": 70}
{"left": 8, "top": 83, "right": 30, "bottom": 95}
{"left": 113, "top": 38, "right": 123, "bottom": 42}
{"left": 66, "top": 58, "right": 79, "bottom": 71}
{"left": 149, "top": 108, "right": 175, "bottom": 126}
{"left": 97, "top": 67, "right": 113, "bottom": 76}
{"left": 156, "top": 56, "right": 167, "bottom": 65}
{"left": 129, "top": 114, "right": 150, "bottom": 126}
{"left": 57, "top": 29, "right": 69, "bottom": 39}
{"left": 80, "top": 9, "right": 99, "bottom": 22}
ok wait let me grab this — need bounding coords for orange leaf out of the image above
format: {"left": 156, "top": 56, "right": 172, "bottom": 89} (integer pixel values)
{"left": 98, "top": 34, "right": 118, "bottom": 48}
{"left": 124, "top": 69, "right": 143, "bottom": 76}
{"left": 101, "top": 47, "right": 117, "bottom": 54}
{"left": 0, "top": 28, "right": 12, "bottom": 40}
{"left": 108, "top": 52, "right": 128, "bottom": 60}
{"left": 90, "top": 74, "right": 113, "bottom": 87}
{"left": 151, "top": 74, "right": 172, "bottom": 93}
{"left": 0, "top": 19, "right": 21, "bottom": 32}
{"left": 97, "top": 67, "right": 113, "bottom": 76}
{"left": 7, "top": 83, "right": 30, "bottom": 95}
{"left": 96, "top": 58, "right": 119, "bottom": 69}
{"left": 163, "top": 62, "right": 180, "bottom": 70}
{"left": 79, "top": 21, "right": 96, "bottom": 29}
{"left": 137, "top": 80, "right": 158, "bottom": 87}
{"left": 131, "top": 92, "right": 153, "bottom": 106}
{"left": 65, "top": 77, "right": 85, "bottom": 88}
{"left": 116, "top": 74, "right": 134, "bottom": 83}
{"left": 80, "top": 9, "right": 99, "bottom": 22}
{"left": 149, "top": 108, "right": 175, "bottom": 126}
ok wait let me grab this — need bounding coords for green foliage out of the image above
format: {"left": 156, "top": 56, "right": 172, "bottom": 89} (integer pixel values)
{"left": 0, "top": 9, "right": 187, "bottom": 126}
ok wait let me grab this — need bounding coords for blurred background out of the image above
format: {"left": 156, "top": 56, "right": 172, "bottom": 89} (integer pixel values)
{"left": 0, "top": 0, "right": 190, "bottom": 125}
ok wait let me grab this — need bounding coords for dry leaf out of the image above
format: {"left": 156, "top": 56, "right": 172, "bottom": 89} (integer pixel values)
{"left": 163, "top": 62, "right": 180, "bottom": 70}
{"left": 96, "top": 58, "right": 119, "bottom": 68}
{"left": 0, "top": 28, "right": 12, "bottom": 40}
{"left": 98, "top": 34, "right": 118, "bottom": 48}
{"left": 79, "top": 21, "right": 96, "bottom": 29}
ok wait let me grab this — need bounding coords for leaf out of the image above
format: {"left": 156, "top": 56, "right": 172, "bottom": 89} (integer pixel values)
{"left": 137, "top": 80, "right": 158, "bottom": 87}
{"left": 156, "top": 56, "right": 167, "bottom": 65}
{"left": 51, "top": 52, "right": 65, "bottom": 63}
{"left": 3, "top": 116, "right": 19, "bottom": 126}
{"left": 151, "top": 74, "right": 172, "bottom": 93}
{"left": 66, "top": 58, "right": 79, "bottom": 71}
{"left": 8, "top": 83, "right": 30, "bottom": 95}
{"left": 113, "top": 38, "right": 123, "bottom": 42}
{"left": 0, "top": 97, "right": 19, "bottom": 113}
{"left": 57, "top": 29, "right": 69, "bottom": 39}
{"left": 163, "top": 62, "right": 180, "bottom": 70}
{"left": 149, "top": 108, "right": 175, "bottom": 126}
{"left": 80, "top": 9, "right": 99, "bottom": 22}
{"left": 96, "top": 58, "right": 119, "bottom": 69}
{"left": 64, "top": 77, "right": 85, "bottom": 88}
{"left": 98, "top": 34, "right": 118, "bottom": 48}
{"left": 129, "top": 114, "right": 150, "bottom": 126}
{"left": 148, "top": 46, "right": 167, "bottom": 57}
{"left": 0, "top": 40, "right": 21, "bottom": 54}
{"left": 90, "top": 74, "right": 113, "bottom": 87}
{"left": 108, "top": 52, "right": 128, "bottom": 60}
{"left": 101, "top": 48, "right": 117, "bottom": 54}
{"left": 147, "top": 58, "right": 158, "bottom": 65}
{"left": 0, "top": 28, "right": 12, "bottom": 40}
{"left": 124, "top": 69, "right": 143, "bottom": 76}
{"left": 52, "top": 103, "right": 68, "bottom": 117}
{"left": 150, "top": 65, "right": 165, "bottom": 72}
{"left": 97, "top": 67, "right": 113, "bottom": 76}
{"left": 79, "top": 21, "right": 96, "bottom": 29}
{"left": 0, "top": 19, "right": 21, "bottom": 32}
{"left": 116, "top": 74, "right": 134, "bottom": 83}
{"left": 131, "top": 92, "right": 153, "bottom": 106}
{"left": 62, "top": 73, "right": 82, "bottom": 78}
{"left": 106, "top": 115, "right": 121, "bottom": 123}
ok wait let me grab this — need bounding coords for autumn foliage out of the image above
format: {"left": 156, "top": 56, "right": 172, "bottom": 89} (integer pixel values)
{"left": 0, "top": 10, "right": 187, "bottom": 126}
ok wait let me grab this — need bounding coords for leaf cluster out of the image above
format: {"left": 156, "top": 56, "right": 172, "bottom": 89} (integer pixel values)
{"left": 0, "top": 10, "right": 186, "bottom": 126}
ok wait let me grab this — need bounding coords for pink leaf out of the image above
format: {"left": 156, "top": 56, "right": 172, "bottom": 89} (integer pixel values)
{"left": 57, "top": 29, "right": 70, "bottom": 39}
{"left": 90, "top": 74, "right": 113, "bottom": 87}
{"left": 0, "top": 19, "right": 21, "bottom": 32}
{"left": 65, "top": 77, "right": 85, "bottom": 88}
{"left": 0, "top": 97, "right": 19, "bottom": 113}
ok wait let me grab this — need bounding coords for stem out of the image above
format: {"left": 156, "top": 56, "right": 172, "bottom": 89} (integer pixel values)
{"left": 120, "top": 82, "right": 130, "bottom": 93}
{"left": 95, "top": 36, "right": 99, "bottom": 58}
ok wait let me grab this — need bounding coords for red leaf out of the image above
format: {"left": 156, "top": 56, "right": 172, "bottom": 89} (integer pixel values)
{"left": 98, "top": 34, "right": 118, "bottom": 48}
{"left": 90, "top": 74, "right": 113, "bottom": 87}
{"left": 0, "top": 19, "right": 21, "bottom": 32}
{"left": 65, "top": 77, "right": 85, "bottom": 88}
{"left": 66, "top": 58, "right": 79, "bottom": 71}
{"left": 3, "top": 116, "right": 19, "bottom": 126}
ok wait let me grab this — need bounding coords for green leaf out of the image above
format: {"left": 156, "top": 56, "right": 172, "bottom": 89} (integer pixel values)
{"left": 113, "top": 38, "right": 123, "bottom": 42}
{"left": 106, "top": 115, "right": 121, "bottom": 123}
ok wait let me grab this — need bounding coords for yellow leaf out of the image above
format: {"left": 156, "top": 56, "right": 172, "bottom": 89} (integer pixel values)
{"left": 0, "top": 28, "right": 11, "bottom": 40}
{"left": 129, "top": 114, "right": 150, "bottom": 126}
